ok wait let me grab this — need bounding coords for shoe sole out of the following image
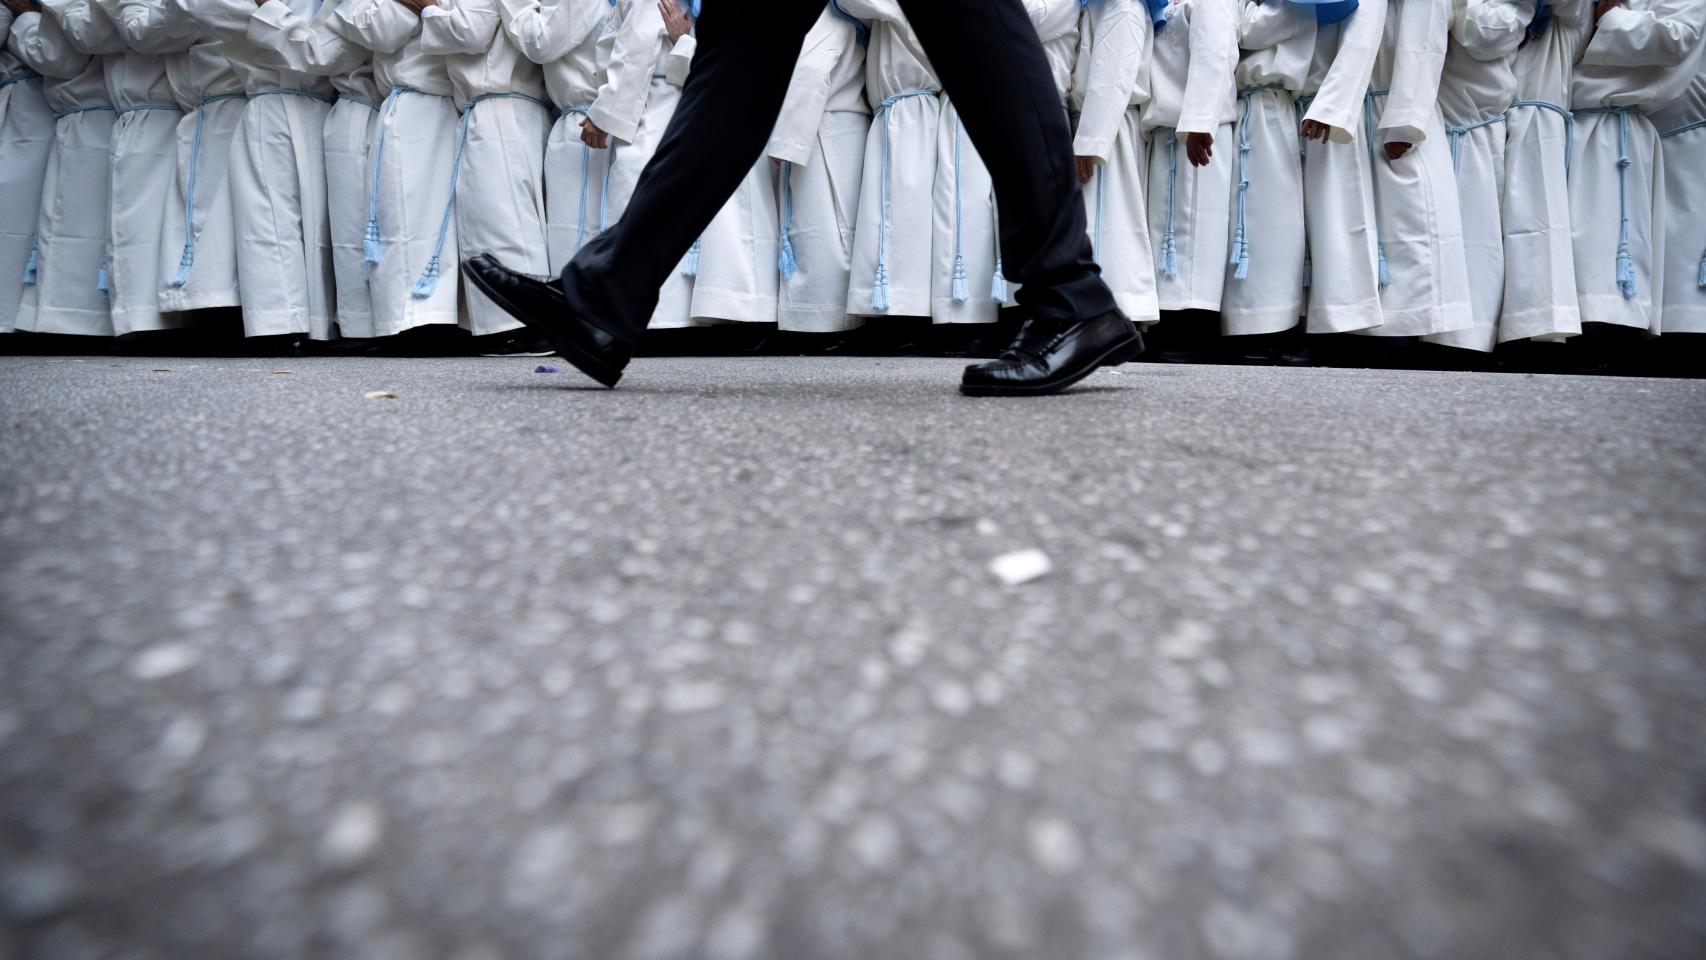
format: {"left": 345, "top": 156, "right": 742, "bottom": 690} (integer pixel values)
{"left": 463, "top": 267, "right": 624, "bottom": 388}
{"left": 960, "top": 327, "right": 1144, "bottom": 397}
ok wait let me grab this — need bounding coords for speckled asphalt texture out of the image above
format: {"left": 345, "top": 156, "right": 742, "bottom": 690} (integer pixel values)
{"left": 2, "top": 355, "right": 1705, "bottom": 960}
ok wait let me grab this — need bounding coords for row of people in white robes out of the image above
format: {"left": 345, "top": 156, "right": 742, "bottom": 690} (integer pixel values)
{"left": 3, "top": 0, "right": 1702, "bottom": 349}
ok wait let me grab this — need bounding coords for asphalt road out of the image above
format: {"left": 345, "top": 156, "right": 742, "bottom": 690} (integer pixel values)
{"left": 2, "top": 355, "right": 1704, "bottom": 960}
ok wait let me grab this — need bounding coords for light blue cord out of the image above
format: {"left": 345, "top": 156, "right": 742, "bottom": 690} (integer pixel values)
{"left": 169, "top": 93, "right": 249, "bottom": 288}
{"left": 870, "top": 87, "right": 938, "bottom": 312}
{"left": 0, "top": 67, "right": 40, "bottom": 90}
{"left": 557, "top": 105, "right": 597, "bottom": 249}
{"left": 951, "top": 114, "right": 968, "bottom": 302}
{"left": 251, "top": 85, "right": 335, "bottom": 104}
{"left": 52, "top": 103, "right": 115, "bottom": 120}
{"left": 1658, "top": 117, "right": 1706, "bottom": 287}
{"left": 117, "top": 102, "right": 180, "bottom": 117}
{"left": 414, "top": 91, "right": 552, "bottom": 299}
{"left": 1296, "top": 94, "right": 1314, "bottom": 288}
{"left": 1576, "top": 106, "right": 1642, "bottom": 299}
{"left": 1445, "top": 113, "right": 1506, "bottom": 173}
{"left": 1509, "top": 99, "right": 1572, "bottom": 173}
{"left": 1364, "top": 89, "right": 1390, "bottom": 287}
{"left": 339, "top": 92, "right": 381, "bottom": 110}
{"left": 1159, "top": 129, "right": 1178, "bottom": 280}
{"left": 365, "top": 85, "right": 420, "bottom": 271}
{"left": 778, "top": 160, "right": 797, "bottom": 280}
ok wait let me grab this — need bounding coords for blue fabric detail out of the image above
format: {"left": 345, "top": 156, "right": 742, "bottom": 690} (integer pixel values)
{"left": 683, "top": 238, "right": 701, "bottom": 278}
{"left": 0, "top": 68, "right": 40, "bottom": 90}
{"left": 1159, "top": 130, "right": 1179, "bottom": 280}
{"left": 22, "top": 243, "right": 38, "bottom": 285}
{"left": 1576, "top": 106, "right": 1644, "bottom": 299}
{"left": 828, "top": 0, "right": 870, "bottom": 47}
{"left": 870, "top": 87, "right": 939, "bottom": 312}
{"left": 1365, "top": 89, "right": 1389, "bottom": 287}
{"left": 1445, "top": 113, "right": 1506, "bottom": 172}
{"left": 1659, "top": 117, "right": 1706, "bottom": 287}
{"left": 1510, "top": 99, "right": 1573, "bottom": 173}
{"left": 52, "top": 103, "right": 115, "bottom": 120}
{"left": 1287, "top": 0, "right": 1359, "bottom": 24}
{"left": 778, "top": 160, "right": 798, "bottom": 281}
{"left": 366, "top": 85, "right": 420, "bottom": 271}
{"left": 951, "top": 114, "right": 969, "bottom": 303}
{"left": 118, "top": 102, "right": 180, "bottom": 117}
{"left": 171, "top": 93, "right": 249, "bottom": 288}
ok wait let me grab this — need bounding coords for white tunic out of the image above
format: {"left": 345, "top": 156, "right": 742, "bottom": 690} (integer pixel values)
{"left": 96, "top": 0, "right": 190, "bottom": 336}
{"left": 11, "top": 2, "right": 117, "bottom": 338}
{"left": 1222, "top": 0, "right": 1314, "bottom": 335}
{"left": 769, "top": 7, "right": 869, "bottom": 332}
{"left": 1650, "top": 65, "right": 1706, "bottom": 334}
{"left": 1073, "top": 0, "right": 1157, "bottom": 324}
{"left": 1498, "top": 0, "right": 1590, "bottom": 343}
{"left": 1368, "top": 0, "right": 1472, "bottom": 337}
{"left": 1424, "top": 0, "right": 1531, "bottom": 353}
{"left": 1143, "top": 0, "right": 1238, "bottom": 313}
{"left": 841, "top": 0, "right": 940, "bottom": 319}
{"left": 1300, "top": 0, "right": 1387, "bottom": 335}
{"left": 589, "top": 0, "right": 694, "bottom": 329}
{"left": 420, "top": 0, "right": 550, "bottom": 337}
{"left": 335, "top": 0, "right": 465, "bottom": 335}
{"left": 497, "top": 0, "right": 612, "bottom": 275}
{"left": 247, "top": 0, "right": 383, "bottom": 338}
{"left": 1569, "top": 0, "right": 1706, "bottom": 333}
{"left": 0, "top": 10, "right": 56, "bottom": 334}
{"left": 135, "top": 4, "right": 243, "bottom": 315}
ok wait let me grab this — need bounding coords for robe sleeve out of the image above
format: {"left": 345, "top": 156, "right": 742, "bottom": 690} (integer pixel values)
{"left": 1073, "top": 0, "right": 1145, "bottom": 162}
{"left": 1579, "top": 0, "right": 1706, "bottom": 70}
{"left": 248, "top": 0, "right": 370, "bottom": 75}
{"left": 1303, "top": 0, "right": 1385, "bottom": 142}
{"left": 333, "top": 0, "right": 423, "bottom": 55}
{"left": 1239, "top": 0, "right": 1312, "bottom": 50}
{"left": 1376, "top": 0, "right": 1446, "bottom": 143}
{"left": 41, "top": 0, "right": 125, "bottom": 55}
{"left": 171, "top": 0, "right": 266, "bottom": 40}
{"left": 1028, "top": 0, "right": 1081, "bottom": 43}
{"left": 497, "top": 0, "right": 607, "bottom": 65}
{"left": 1, "top": 10, "right": 12, "bottom": 41}
{"left": 766, "top": 11, "right": 850, "bottom": 166}
{"left": 102, "top": 0, "right": 196, "bottom": 53}
{"left": 589, "top": 0, "right": 663, "bottom": 142}
{"left": 1452, "top": 0, "right": 1532, "bottom": 61}
{"left": 419, "top": 0, "right": 500, "bottom": 55}
{"left": 7, "top": 10, "right": 92, "bottom": 78}
{"left": 660, "top": 32, "right": 693, "bottom": 86}
{"left": 1176, "top": 0, "right": 1238, "bottom": 134}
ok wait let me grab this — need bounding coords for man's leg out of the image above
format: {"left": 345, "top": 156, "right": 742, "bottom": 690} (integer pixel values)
{"left": 900, "top": 0, "right": 1118, "bottom": 331}
{"left": 560, "top": 0, "right": 826, "bottom": 342}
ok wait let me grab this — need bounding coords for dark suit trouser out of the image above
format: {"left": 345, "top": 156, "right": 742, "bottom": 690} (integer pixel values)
{"left": 559, "top": 0, "right": 1117, "bottom": 341}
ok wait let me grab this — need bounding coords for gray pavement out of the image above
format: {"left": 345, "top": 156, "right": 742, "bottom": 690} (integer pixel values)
{"left": 2, "top": 355, "right": 1705, "bottom": 960}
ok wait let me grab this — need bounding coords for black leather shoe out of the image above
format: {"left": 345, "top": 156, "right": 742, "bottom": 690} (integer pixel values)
{"left": 998, "top": 309, "right": 1144, "bottom": 366}
{"left": 963, "top": 310, "right": 1141, "bottom": 396}
{"left": 461, "top": 253, "right": 633, "bottom": 387}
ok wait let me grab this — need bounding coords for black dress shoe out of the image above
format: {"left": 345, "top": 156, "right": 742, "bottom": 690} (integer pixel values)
{"left": 461, "top": 253, "right": 633, "bottom": 387}
{"left": 962, "top": 310, "right": 1141, "bottom": 397}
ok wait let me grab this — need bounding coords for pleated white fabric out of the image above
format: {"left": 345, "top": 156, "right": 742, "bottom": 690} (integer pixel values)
{"left": 931, "top": 102, "right": 1001, "bottom": 324}
{"left": 0, "top": 65, "right": 54, "bottom": 334}
{"left": 156, "top": 36, "right": 244, "bottom": 315}
{"left": 1651, "top": 69, "right": 1706, "bottom": 334}
{"left": 692, "top": 160, "right": 781, "bottom": 324}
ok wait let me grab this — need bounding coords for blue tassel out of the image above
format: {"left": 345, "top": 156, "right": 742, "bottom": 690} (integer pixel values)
{"left": 411, "top": 257, "right": 440, "bottom": 299}
{"left": 363, "top": 217, "right": 381, "bottom": 264}
{"left": 169, "top": 245, "right": 193, "bottom": 288}
{"left": 1376, "top": 243, "right": 1390, "bottom": 287}
{"left": 951, "top": 254, "right": 968, "bottom": 303}
{"left": 871, "top": 262, "right": 890, "bottom": 312}
{"left": 991, "top": 257, "right": 1007, "bottom": 304}
{"left": 1697, "top": 250, "right": 1705, "bottom": 289}
{"left": 97, "top": 264, "right": 109, "bottom": 293}
{"left": 1615, "top": 244, "right": 1636, "bottom": 299}
{"left": 1232, "top": 241, "right": 1249, "bottom": 282}
{"left": 22, "top": 245, "right": 39, "bottom": 285}
{"left": 683, "top": 239, "right": 700, "bottom": 279}
{"left": 778, "top": 234, "right": 796, "bottom": 280}
{"left": 1160, "top": 238, "right": 1178, "bottom": 280}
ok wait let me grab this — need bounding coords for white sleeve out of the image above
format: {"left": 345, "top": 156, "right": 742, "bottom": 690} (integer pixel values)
{"left": 660, "top": 31, "right": 693, "bottom": 86}
{"left": 1303, "top": 0, "right": 1387, "bottom": 142}
{"left": 41, "top": 0, "right": 126, "bottom": 54}
{"left": 1239, "top": 0, "right": 1312, "bottom": 51}
{"left": 248, "top": 0, "right": 371, "bottom": 75}
{"left": 1452, "top": 0, "right": 1533, "bottom": 62}
{"left": 169, "top": 0, "right": 263, "bottom": 41}
{"left": 589, "top": 0, "right": 665, "bottom": 141}
{"left": 498, "top": 0, "right": 609, "bottom": 64}
{"left": 1176, "top": 0, "right": 1238, "bottom": 134}
{"left": 1377, "top": 0, "right": 1447, "bottom": 143}
{"left": 1073, "top": 0, "right": 1145, "bottom": 162}
{"left": 7, "top": 10, "right": 92, "bottom": 77}
{"left": 419, "top": 0, "right": 500, "bottom": 56}
{"left": 333, "top": 0, "right": 423, "bottom": 54}
{"left": 1579, "top": 0, "right": 1706, "bottom": 70}
{"left": 767, "top": 11, "right": 851, "bottom": 166}
{"left": 103, "top": 0, "right": 197, "bottom": 53}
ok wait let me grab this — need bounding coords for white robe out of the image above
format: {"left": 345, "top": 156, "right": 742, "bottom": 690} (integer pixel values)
{"left": 1073, "top": 0, "right": 1158, "bottom": 325}
{"left": 1143, "top": 0, "right": 1238, "bottom": 313}
{"left": 1300, "top": 0, "right": 1388, "bottom": 335}
{"left": 1651, "top": 66, "right": 1706, "bottom": 334}
{"left": 768, "top": 8, "right": 869, "bottom": 333}
{"left": 97, "top": 0, "right": 190, "bottom": 336}
{"left": 1425, "top": 0, "right": 1531, "bottom": 353}
{"left": 1222, "top": 0, "right": 1314, "bottom": 335}
{"left": 336, "top": 0, "right": 464, "bottom": 335}
{"left": 497, "top": 0, "right": 612, "bottom": 275}
{"left": 1497, "top": 0, "right": 1590, "bottom": 343}
{"left": 421, "top": 0, "right": 550, "bottom": 337}
{"left": 247, "top": 0, "right": 383, "bottom": 338}
{"left": 590, "top": 0, "right": 694, "bottom": 329}
{"left": 841, "top": 0, "right": 940, "bottom": 320}
{"left": 1569, "top": 0, "right": 1706, "bottom": 333}
{"left": 11, "top": 3, "right": 116, "bottom": 338}
{"left": 1367, "top": 0, "right": 1472, "bottom": 338}
{"left": 0, "top": 12, "right": 56, "bottom": 334}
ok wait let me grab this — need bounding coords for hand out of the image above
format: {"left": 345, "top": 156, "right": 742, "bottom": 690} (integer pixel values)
{"left": 392, "top": 0, "right": 435, "bottom": 15}
{"left": 1185, "top": 132, "right": 1213, "bottom": 167}
{"left": 3, "top": 0, "right": 42, "bottom": 15}
{"left": 1074, "top": 155, "right": 1098, "bottom": 185}
{"left": 1300, "top": 119, "right": 1331, "bottom": 143}
{"left": 1593, "top": 0, "right": 1623, "bottom": 22}
{"left": 659, "top": 0, "right": 691, "bottom": 43}
{"left": 1384, "top": 140, "right": 1412, "bottom": 162}
{"left": 580, "top": 117, "right": 610, "bottom": 149}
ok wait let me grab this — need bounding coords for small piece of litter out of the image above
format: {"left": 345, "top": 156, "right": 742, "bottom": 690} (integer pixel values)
{"left": 363, "top": 391, "right": 399, "bottom": 400}
{"left": 535, "top": 365, "right": 560, "bottom": 374}
{"left": 989, "top": 549, "right": 1053, "bottom": 586}
{"left": 152, "top": 368, "right": 170, "bottom": 373}
{"left": 273, "top": 370, "right": 291, "bottom": 375}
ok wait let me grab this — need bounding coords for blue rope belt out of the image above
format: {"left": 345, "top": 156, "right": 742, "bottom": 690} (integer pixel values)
{"left": 868, "top": 87, "right": 938, "bottom": 311}
{"left": 364, "top": 85, "right": 423, "bottom": 271}
{"left": 951, "top": 112, "right": 969, "bottom": 301}
{"left": 412, "top": 91, "right": 552, "bottom": 299}
{"left": 251, "top": 85, "right": 335, "bottom": 103}
{"left": 1508, "top": 99, "right": 1572, "bottom": 173}
{"left": 1445, "top": 112, "right": 1506, "bottom": 172}
{"left": 1364, "top": 88, "right": 1390, "bottom": 287}
{"left": 1156, "top": 128, "right": 1180, "bottom": 280}
{"left": 169, "top": 92, "right": 249, "bottom": 288}
{"left": 52, "top": 103, "right": 115, "bottom": 120}
{"left": 1295, "top": 93, "right": 1315, "bottom": 287}
{"left": 555, "top": 104, "right": 611, "bottom": 252}
{"left": 778, "top": 159, "right": 797, "bottom": 281}
{"left": 1658, "top": 116, "right": 1705, "bottom": 288}
{"left": 2, "top": 67, "right": 41, "bottom": 90}
{"left": 1229, "top": 84, "right": 1288, "bottom": 282}
{"left": 117, "top": 101, "right": 181, "bottom": 116}
{"left": 338, "top": 92, "right": 381, "bottom": 110}
{"left": 34, "top": 105, "right": 116, "bottom": 289}
{"left": 1574, "top": 105, "right": 1643, "bottom": 299}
